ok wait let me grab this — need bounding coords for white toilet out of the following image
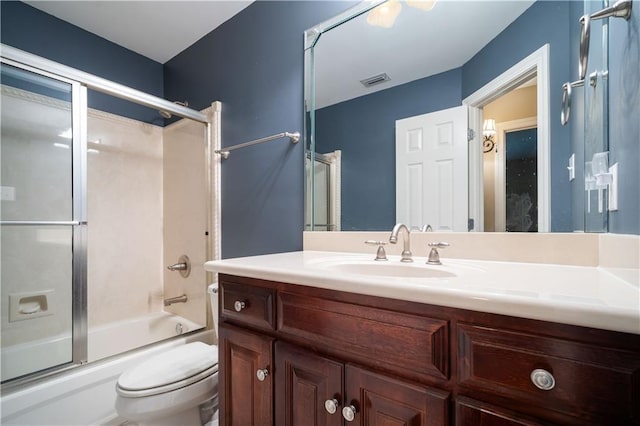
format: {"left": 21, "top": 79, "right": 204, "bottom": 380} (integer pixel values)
{"left": 115, "top": 285, "right": 219, "bottom": 426}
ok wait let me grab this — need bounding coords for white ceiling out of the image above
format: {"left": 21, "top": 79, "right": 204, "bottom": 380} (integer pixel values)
{"left": 24, "top": 1, "right": 253, "bottom": 64}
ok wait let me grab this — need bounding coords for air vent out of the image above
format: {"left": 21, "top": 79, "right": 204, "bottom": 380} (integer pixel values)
{"left": 360, "top": 73, "right": 391, "bottom": 88}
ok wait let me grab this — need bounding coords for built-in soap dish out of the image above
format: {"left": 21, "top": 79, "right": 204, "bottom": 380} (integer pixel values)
{"left": 9, "top": 290, "right": 55, "bottom": 322}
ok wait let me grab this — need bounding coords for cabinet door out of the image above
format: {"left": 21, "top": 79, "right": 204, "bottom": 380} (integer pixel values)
{"left": 219, "top": 324, "right": 273, "bottom": 426}
{"left": 455, "top": 397, "right": 550, "bottom": 426}
{"left": 275, "top": 342, "right": 343, "bottom": 426}
{"left": 344, "top": 365, "right": 450, "bottom": 425}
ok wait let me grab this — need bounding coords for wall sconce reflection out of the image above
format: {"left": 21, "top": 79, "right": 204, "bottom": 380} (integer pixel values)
{"left": 483, "top": 118, "right": 496, "bottom": 153}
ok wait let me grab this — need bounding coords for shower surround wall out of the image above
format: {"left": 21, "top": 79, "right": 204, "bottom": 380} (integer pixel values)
{"left": 87, "top": 109, "right": 164, "bottom": 328}
{"left": 87, "top": 107, "right": 208, "bottom": 356}
{"left": 162, "top": 115, "right": 208, "bottom": 327}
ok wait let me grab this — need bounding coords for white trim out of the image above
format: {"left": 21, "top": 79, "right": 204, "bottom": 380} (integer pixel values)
{"left": 207, "top": 101, "right": 222, "bottom": 338}
{"left": 463, "top": 44, "right": 550, "bottom": 232}
{"left": 326, "top": 150, "right": 342, "bottom": 231}
{"left": 467, "top": 106, "right": 483, "bottom": 231}
{"left": 495, "top": 117, "right": 538, "bottom": 231}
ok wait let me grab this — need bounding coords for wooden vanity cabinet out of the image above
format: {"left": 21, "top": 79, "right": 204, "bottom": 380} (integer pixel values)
{"left": 275, "top": 341, "right": 449, "bottom": 425}
{"left": 218, "top": 274, "right": 640, "bottom": 426}
{"left": 218, "top": 324, "right": 273, "bottom": 426}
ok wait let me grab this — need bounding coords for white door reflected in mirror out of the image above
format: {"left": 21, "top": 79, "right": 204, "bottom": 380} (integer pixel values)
{"left": 395, "top": 106, "right": 468, "bottom": 231}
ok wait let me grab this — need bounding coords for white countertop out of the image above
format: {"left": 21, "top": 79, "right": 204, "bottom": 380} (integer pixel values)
{"left": 205, "top": 251, "right": 640, "bottom": 335}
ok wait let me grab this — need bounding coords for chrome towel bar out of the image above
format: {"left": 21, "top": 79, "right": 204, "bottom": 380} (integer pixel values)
{"left": 215, "top": 131, "right": 300, "bottom": 159}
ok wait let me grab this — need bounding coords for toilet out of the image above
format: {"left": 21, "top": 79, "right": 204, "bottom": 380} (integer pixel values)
{"left": 115, "top": 285, "right": 219, "bottom": 426}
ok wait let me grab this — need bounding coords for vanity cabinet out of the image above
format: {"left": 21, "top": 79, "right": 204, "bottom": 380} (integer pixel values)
{"left": 275, "top": 341, "right": 449, "bottom": 425}
{"left": 218, "top": 274, "right": 640, "bottom": 426}
{"left": 218, "top": 324, "right": 273, "bottom": 426}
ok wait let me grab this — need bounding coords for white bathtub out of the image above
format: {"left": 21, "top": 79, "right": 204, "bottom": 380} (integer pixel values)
{"left": 1, "top": 312, "right": 204, "bottom": 382}
{"left": 88, "top": 311, "right": 204, "bottom": 362}
{"left": 1, "top": 313, "right": 213, "bottom": 426}
{"left": 2, "top": 333, "right": 72, "bottom": 382}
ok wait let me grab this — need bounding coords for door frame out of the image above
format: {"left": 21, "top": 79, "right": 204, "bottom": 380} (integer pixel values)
{"left": 463, "top": 44, "right": 550, "bottom": 232}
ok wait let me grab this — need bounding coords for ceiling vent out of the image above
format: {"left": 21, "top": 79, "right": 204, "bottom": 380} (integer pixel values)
{"left": 360, "top": 73, "right": 391, "bottom": 88}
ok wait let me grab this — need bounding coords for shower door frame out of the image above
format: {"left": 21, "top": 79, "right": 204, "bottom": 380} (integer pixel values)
{"left": 1, "top": 44, "right": 217, "bottom": 387}
{"left": 0, "top": 57, "right": 88, "bottom": 379}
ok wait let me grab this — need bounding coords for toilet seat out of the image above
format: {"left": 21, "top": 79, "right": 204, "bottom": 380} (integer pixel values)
{"left": 116, "top": 342, "right": 218, "bottom": 398}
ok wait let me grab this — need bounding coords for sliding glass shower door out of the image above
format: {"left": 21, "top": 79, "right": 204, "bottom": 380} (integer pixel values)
{"left": 0, "top": 62, "right": 86, "bottom": 382}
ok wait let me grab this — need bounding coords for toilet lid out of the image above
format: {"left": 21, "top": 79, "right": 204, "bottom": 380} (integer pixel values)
{"left": 117, "top": 342, "right": 218, "bottom": 393}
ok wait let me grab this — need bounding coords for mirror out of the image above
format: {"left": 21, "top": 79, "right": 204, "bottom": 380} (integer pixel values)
{"left": 304, "top": 0, "right": 613, "bottom": 232}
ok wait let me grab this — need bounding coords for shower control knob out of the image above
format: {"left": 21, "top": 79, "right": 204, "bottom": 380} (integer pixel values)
{"left": 324, "top": 398, "right": 340, "bottom": 414}
{"left": 342, "top": 405, "right": 357, "bottom": 422}
{"left": 256, "top": 368, "right": 269, "bottom": 382}
{"left": 234, "top": 300, "right": 246, "bottom": 312}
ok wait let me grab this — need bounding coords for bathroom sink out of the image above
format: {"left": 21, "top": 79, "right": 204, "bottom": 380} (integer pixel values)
{"left": 315, "top": 259, "right": 457, "bottom": 280}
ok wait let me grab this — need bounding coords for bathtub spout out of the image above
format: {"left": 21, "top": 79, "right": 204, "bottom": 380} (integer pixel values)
{"left": 164, "top": 294, "right": 188, "bottom": 306}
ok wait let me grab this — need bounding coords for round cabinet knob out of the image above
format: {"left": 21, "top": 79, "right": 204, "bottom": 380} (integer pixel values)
{"left": 256, "top": 368, "right": 269, "bottom": 382}
{"left": 342, "top": 405, "right": 357, "bottom": 422}
{"left": 324, "top": 398, "right": 339, "bottom": 415}
{"left": 530, "top": 368, "right": 555, "bottom": 391}
{"left": 234, "top": 300, "right": 246, "bottom": 312}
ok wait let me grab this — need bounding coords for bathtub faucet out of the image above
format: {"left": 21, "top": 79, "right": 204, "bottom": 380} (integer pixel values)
{"left": 164, "top": 294, "right": 188, "bottom": 306}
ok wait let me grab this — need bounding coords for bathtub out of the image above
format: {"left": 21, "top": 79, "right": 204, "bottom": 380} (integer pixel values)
{"left": 1, "top": 312, "right": 204, "bottom": 382}
{"left": 88, "top": 311, "right": 204, "bottom": 362}
{"left": 1, "top": 312, "right": 213, "bottom": 426}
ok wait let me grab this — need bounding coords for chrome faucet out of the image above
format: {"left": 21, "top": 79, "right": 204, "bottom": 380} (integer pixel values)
{"left": 164, "top": 294, "right": 188, "bottom": 306}
{"left": 389, "top": 223, "right": 413, "bottom": 262}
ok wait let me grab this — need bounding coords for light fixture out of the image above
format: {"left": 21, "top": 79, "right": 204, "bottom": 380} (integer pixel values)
{"left": 367, "top": 0, "right": 403, "bottom": 28}
{"left": 483, "top": 119, "right": 496, "bottom": 153}
{"left": 406, "top": 0, "right": 437, "bottom": 11}
{"left": 367, "top": 0, "right": 437, "bottom": 28}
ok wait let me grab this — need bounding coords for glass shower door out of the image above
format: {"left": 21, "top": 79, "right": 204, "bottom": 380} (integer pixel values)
{"left": 0, "top": 62, "right": 85, "bottom": 381}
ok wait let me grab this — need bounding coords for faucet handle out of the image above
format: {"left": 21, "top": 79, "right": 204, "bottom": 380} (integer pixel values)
{"left": 427, "top": 242, "right": 449, "bottom": 265}
{"left": 428, "top": 242, "right": 449, "bottom": 249}
{"left": 364, "top": 240, "right": 388, "bottom": 261}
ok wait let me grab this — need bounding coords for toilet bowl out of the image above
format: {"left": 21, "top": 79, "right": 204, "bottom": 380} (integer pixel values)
{"left": 115, "top": 285, "right": 220, "bottom": 426}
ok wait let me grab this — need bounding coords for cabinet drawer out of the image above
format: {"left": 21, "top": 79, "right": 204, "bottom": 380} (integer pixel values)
{"left": 458, "top": 324, "right": 640, "bottom": 424}
{"left": 220, "top": 280, "right": 275, "bottom": 330}
{"left": 278, "top": 291, "right": 449, "bottom": 381}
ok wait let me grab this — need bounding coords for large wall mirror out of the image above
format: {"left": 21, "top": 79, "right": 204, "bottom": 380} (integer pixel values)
{"left": 305, "top": 0, "right": 623, "bottom": 233}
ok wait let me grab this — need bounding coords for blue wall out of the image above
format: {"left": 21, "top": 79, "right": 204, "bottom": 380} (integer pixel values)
{"left": 315, "top": 69, "right": 462, "bottom": 230}
{"left": 163, "top": 1, "right": 356, "bottom": 258}
{"left": 0, "top": 1, "right": 165, "bottom": 125}
{"left": 462, "top": 0, "right": 573, "bottom": 232}
{"left": 608, "top": 0, "right": 640, "bottom": 235}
